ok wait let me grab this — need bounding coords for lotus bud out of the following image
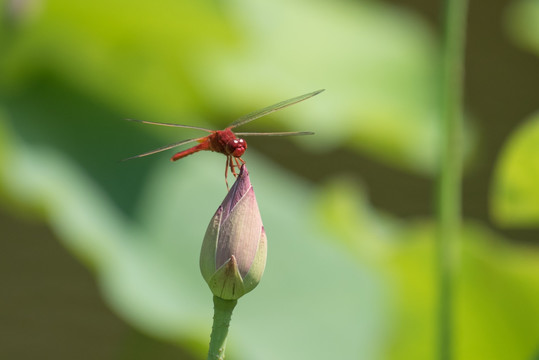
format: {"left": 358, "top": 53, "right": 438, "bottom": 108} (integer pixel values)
{"left": 200, "top": 165, "right": 267, "bottom": 300}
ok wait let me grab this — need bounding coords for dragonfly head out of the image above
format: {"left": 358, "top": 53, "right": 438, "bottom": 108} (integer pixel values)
{"left": 226, "top": 138, "right": 247, "bottom": 157}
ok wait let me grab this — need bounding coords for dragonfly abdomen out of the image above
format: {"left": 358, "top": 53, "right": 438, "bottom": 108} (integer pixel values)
{"left": 171, "top": 141, "right": 210, "bottom": 161}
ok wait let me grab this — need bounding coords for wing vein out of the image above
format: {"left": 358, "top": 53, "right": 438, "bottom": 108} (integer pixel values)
{"left": 234, "top": 131, "right": 314, "bottom": 136}
{"left": 126, "top": 119, "right": 213, "bottom": 133}
{"left": 122, "top": 138, "right": 200, "bottom": 161}
{"left": 227, "top": 89, "right": 324, "bottom": 129}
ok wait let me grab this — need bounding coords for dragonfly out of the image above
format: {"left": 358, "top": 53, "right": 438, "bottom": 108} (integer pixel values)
{"left": 124, "top": 89, "right": 324, "bottom": 188}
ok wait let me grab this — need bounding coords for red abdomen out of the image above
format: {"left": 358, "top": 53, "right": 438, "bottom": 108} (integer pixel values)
{"left": 171, "top": 138, "right": 211, "bottom": 161}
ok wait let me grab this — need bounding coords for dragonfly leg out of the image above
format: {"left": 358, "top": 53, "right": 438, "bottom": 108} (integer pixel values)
{"left": 234, "top": 158, "right": 245, "bottom": 176}
{"left": 230, "top": 158, "right": 239, "bottom": 177}
{"left": 226, "top": 157, "right": 244, "bottom": 185}
{"left": 225, "top": 156, "right": 230, "bottom": 191}
{"left": 236, "top": 157, "right": 245, "bottom": 174}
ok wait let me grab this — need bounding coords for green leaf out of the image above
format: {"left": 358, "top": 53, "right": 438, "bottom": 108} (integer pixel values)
{"left": 505, "top": 0, "right": 539, "bottom": 56}
{"left": 316, "top": 180, "right": 539, "bottom": 360}
{"left": 4, "top": 0, "right": 528, "bottom": 358}
{"left": 202, "top": 0, "right": 441, "bottom": 173}
{"left": 455, "top": 225, "right": 539, "bottom": 360}
{"left": 3, "top": 102, "right": 539, "bottom": 359}
{"left": 0, "top": 0, "right": 444, "bottom": 174}
{"left": 491, "top": 112, "right": 539, "bottom": 226}
{"left": 0, "top": 111, "right": 386, "bottom": 359}
{"left": 0, "top": 0, "right": 235, "bottom": 120}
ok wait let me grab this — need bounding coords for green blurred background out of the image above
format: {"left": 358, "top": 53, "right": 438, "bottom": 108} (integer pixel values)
{"left": 1, "top": 0, "right": 538, "bottom": 359}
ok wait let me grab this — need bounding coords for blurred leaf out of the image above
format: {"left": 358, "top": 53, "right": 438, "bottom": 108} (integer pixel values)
{"left": 0, "top": 111, "right": 388, "bottom": 359}
{"left": 456, "top": 226, "right": 539, "bottom": 360}
{"left": 0, "top": 0, "right": 444, "bottom": 174}
{"left": 2, "top": 100, "right": 538, "bottom": 359}
{"left": 505, "top": 0, "right": 539, "bottom": 56}
{"left": 491, "top": 112, "right": 539, "bottom": 227}
{"left": 1, "top": 0, "right": 524, "bottom": 359}
{"left": 201, "top": 0, "right": 442, "bottom": 174}
{"left": 0, "top": 0, "right": 235, "bottom": 119}
{"left": 316, "top": 179, "right": 539, "bottom": 360}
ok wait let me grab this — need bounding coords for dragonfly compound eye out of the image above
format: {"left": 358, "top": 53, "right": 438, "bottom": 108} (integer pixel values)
{"left": 228, "top": 138, "right": 247, "bottom": 157}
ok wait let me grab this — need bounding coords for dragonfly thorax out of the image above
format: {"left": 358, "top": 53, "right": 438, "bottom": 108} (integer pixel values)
{"left": 226, "top": 138, "right": 247, "bottom": 157}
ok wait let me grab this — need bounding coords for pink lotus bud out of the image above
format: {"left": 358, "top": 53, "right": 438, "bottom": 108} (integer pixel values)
{"left": 200, "top": 165, "right": 267, "bottom": 300}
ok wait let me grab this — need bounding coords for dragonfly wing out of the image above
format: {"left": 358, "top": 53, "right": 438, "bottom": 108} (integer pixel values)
{"left": 227, "top": 89, "right": 324, "bottom": 129}
{"left": 126, "top": 118, "right": 213, "bottom": 133}
{"left": 234, "top": 131, "right": 314, "bottom": 136}
{"left": 122, "top": 137, "right": 201, "bottom": 161}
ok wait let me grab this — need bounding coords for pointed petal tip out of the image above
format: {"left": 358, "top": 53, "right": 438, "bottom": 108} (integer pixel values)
{"left": 239, "top": 164, "right": 248, "bottom": 177}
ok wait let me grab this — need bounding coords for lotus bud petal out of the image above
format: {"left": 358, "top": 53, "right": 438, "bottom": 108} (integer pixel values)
{"left": 200, "top": 165, "right": 267, "bottom": 300}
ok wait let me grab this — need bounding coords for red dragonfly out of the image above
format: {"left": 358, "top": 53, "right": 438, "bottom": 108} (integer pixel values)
{"left": 124, "top": 89, "right": 324, "bottom": 188}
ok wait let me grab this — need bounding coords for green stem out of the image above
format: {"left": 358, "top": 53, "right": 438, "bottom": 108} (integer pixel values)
{"left": 207, "top": 296, "right": 237, "bottom": 360}
{"left": 437, "top": 0, "right": 468, "bottom": 359}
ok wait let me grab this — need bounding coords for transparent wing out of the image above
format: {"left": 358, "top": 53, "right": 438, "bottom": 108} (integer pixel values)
{"left": 126, "top": 118, "right": 213, "bottom": 133}
{"left": 122, "top": 138, "right": 201, "bottom": 161}
{"left": 234, "top": 131, "right": 314, "bottom": 136}
{"left": 227, "top": 89, "right": 324, "bottom": 129}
